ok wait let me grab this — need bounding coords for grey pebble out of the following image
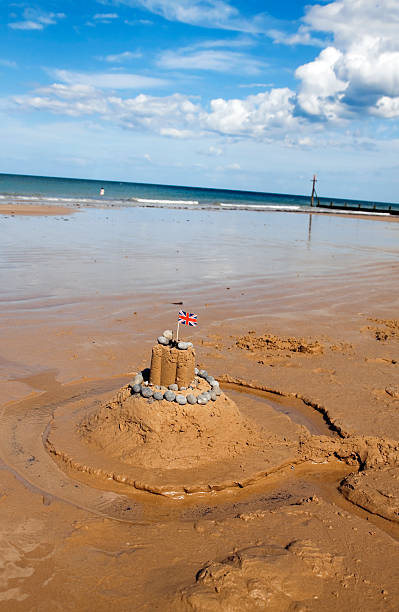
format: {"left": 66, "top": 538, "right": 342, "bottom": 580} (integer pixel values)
{"left": 215, "top": 387, "right": 222, "bottom": 396}
{"left": 157, "top": 335, "right": 169, "bottom": 346}
{"left": 211, "top": 380, "right": 220, "bottom": 389}
{"left": 164, "top": 390, "right": 176, "bottom": 401}
{"left": 195, "top": 367, "right": 199, "bottom": 375}
{"left": 141, "top": 387, "right": 153, "bottom": 398}
{"left": 163, "top": 329, "right": 173, "bottom": 340}
{"left": 206, "top": 375, "right": 215, "bottom": 384}
{"left": 168, "top": 383, "right": 178, "bottom": 391}
{"left": 186, "top": 394, "right": 197, "bottom": 405}
{"left": 132, "top": 384, "right": 141, "bottom": 394}
{"left": 153, "top": 391, "right": 164, "bottom": 400}
{"left": 132, "top": 373, "right": 143, "bottom": 385}
{"left": 177, "top": 341, "right": 190, "bottom": 350}
{"left": 180, "top": 386, "right": 187, "bottom": 391}
{"left": 175, "top": 394, "right": 187, "bottom": 405}
{"left": 197, "top": 397, "right": 208, "bottom": 405}
{"left": 210, "top": 391, "right": 217, "bottom": 401}
{"left": 198, "top": 369, "right": 208, "bottom": 378}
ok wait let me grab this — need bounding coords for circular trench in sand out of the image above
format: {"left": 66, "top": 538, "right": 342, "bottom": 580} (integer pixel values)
{"left": 0, "top": 374, "right": 397, "bottom": 536}
{"left": 44, "top": 378, "right": 340, "bottom": 499}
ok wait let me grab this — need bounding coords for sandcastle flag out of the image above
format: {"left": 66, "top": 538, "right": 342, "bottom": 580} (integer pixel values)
{"left": 178, "top": 310, "right": 198, "bottom": 326}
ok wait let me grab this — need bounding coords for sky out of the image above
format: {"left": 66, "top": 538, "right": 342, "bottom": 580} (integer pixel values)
{"left": 1, "top": 0, "right": 399, "bottom": 201}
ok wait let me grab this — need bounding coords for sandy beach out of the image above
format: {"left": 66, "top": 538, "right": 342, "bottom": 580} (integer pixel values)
{"left": 0, "top": 205, "right": 398, "bottom": 610}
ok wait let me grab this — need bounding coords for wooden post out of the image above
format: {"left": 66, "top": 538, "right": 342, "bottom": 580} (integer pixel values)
{"left": 310, "top": 174, "right": 317, "bottom": 207}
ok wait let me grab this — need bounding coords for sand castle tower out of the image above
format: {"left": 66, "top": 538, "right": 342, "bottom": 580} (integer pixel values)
{"left": 149, "top": 331, "right": 195, "bottom": 389}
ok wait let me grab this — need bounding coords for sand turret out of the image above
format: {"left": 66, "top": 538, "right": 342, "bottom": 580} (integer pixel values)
{"left": 149, "top": 331, "right": 195, "bottom": 388}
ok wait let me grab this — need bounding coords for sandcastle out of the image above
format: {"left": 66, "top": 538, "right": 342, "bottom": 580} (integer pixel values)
{"left": 130, "top": 330, "right": 221, "bottom": 405}
{"left": 45, "top": 330, "right": 302, "bottom": 497}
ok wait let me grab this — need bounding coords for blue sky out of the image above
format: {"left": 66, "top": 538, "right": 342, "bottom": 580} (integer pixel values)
{"left": 1, "top": 0, "right": 399, "bottom": 201}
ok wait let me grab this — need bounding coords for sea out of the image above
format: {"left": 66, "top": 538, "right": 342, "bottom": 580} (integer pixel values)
{"left": 0, "top": 172, "right": 398, "bottom": 215}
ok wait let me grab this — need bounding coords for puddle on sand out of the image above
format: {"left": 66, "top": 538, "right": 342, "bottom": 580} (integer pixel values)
{"left": 223, "top": 383, "right": 337, "bottom": 437}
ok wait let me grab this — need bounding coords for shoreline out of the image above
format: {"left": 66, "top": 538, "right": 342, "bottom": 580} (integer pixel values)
{"left": 0, "top": 195, "right": 398, "bottom": 222}
{"left": 3, "top": 199, "right": 399, "bottom": 219}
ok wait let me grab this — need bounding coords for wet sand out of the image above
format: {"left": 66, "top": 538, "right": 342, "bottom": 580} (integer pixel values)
{"left": 0, "top": 204, "right": 76, "bottom": 216}
{"left": 0, "top": 207, "right": 398, "bottom": 610}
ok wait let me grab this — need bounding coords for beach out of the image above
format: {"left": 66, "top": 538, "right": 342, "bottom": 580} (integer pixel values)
{"left": 0, "top": 201, "right": 399, "bottom": 610}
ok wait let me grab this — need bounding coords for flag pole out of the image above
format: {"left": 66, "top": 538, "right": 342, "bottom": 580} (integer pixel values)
{"left": 176, "top": 320, "right": 180, "bottom": 342}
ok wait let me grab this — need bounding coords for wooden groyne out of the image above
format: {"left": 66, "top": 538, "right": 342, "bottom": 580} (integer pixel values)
{"left": 315, "top": 201, "right": 399, "bottom": 216}
{"left": 308, "top": 175, "right": 398, "bottom": 215}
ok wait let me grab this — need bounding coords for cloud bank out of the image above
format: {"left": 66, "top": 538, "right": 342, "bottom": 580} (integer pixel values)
{"left": 7, "top": 0, "right": 399, "bottom": 149}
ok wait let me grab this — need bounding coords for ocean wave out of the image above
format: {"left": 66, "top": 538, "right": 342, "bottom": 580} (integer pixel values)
{"left": 315, "top": 208, "right": 390, "bottom": 217}
{"left": 0, "top": 194, "right": 118, "bottom": 205}
{"left": 219, "top": 203, "right": 303, "bottom": 211}
{"left": 133, "top": 198, "right": 199, "bottom": 205}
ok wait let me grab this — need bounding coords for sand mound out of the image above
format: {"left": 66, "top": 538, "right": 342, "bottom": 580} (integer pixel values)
{"left": 236, "top": 331, "right": 323, "bottom": 355}
{"left": 79, "top": 385, "right": 261, "bottom": 470}
{"left": 339, "top": 466, "right": 399, "bottom": 523}
{"left": 46, "top": 382, "right": 303, "bottom": 497}
{"left": 174, "top": 541, "right": 340, "bottom": 611}
{"left": 364, "top": 318, "right": 399, "bottom": 342}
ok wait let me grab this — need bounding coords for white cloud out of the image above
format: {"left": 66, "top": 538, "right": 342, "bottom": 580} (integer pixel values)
{"left": 294, "top": 0, "right": 399, "bottom": 119}
{"left": 304, "top": 0, "right": 399, "bottom": 47}
{"left": 106, "top": 0, "right": 273, "bottom": 33}
{"left": 268, "top": 26, "right": 325, "bottom": 48}
{"left": 194, "top": 37, "right": 254, "bottom": 49}
{"left": 296, "top": 47, "right": 347, "bottom": 120}
{"left": 372, "top": 96, "right": 399, "bottom": 119}
{"left": 204, "top": 88, "right": 297, "bottom": 137}
{"left": 10, "top": 79, "right": 301, "bottom": 140}
{"left": 50, "top": 69, "right": 168, "bottom": 90}
{"left": 37, "top": 83, "right": 101, "bottom": 100}
{"left": 160, "top": 127, "right": 195, "bottom": 138}
{"left": 124, "top": 18, "right": 153, "bottom": 25}
{"left": 9, "top": 9, "right": 65, "bottom": 31}
{"left": 0, "top": 59, "right": 17, "bottom": 68}
{"left": 207, "top": 145, "right": 223, "bottom": 155}
{"left": 108, "top": 93, "right": 200, "bottom": 130}
{"left": 102, "top": 51, "right": 142, "bottom": 62}
{"left": 158, "top": 48, "right": 265, "bottom": 73}
{"left": 9, "top": 20, "right": 44, "bottom": 31}
{"left": 93, "top": 13, "right": 119, "bottom": 19}
{"left": 157, "top": 37, "right": 264, "bottom": 74}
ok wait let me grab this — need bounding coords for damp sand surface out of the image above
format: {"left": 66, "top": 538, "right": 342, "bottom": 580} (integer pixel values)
{"left": 0, "top": 203, "right": 76, "bottom": 216}
{"left": 0, "top": 207, "right": 399, "bottom": 610}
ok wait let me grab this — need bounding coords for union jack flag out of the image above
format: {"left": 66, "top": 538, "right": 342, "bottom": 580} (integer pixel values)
{"left": 178, "top": 310, "right": 198, "bottom": 326}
